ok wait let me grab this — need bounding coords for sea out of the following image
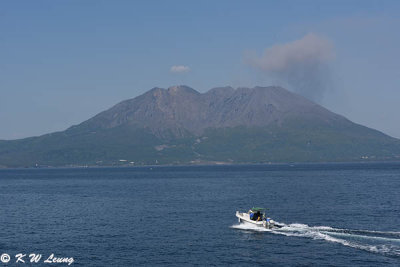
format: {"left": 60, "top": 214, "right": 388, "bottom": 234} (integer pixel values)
{"left": 0, "top": 163, "right": 399, "bottom": 266}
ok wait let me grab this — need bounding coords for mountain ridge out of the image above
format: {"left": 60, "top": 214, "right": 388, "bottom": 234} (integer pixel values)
{"left": 76, "top": 85, "right": 351, "bottom": 138}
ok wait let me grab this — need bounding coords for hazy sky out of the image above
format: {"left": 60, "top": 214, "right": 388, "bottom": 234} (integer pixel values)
{"left": 1, "top": 0, "right": 400, "bottom": 139}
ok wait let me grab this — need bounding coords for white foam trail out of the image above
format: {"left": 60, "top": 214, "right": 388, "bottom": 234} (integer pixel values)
{"left": 231, "top": 222, "right": 400, "bottom": 257}
{"left": 326, "top": 231, "right": 400, "bottom": 243}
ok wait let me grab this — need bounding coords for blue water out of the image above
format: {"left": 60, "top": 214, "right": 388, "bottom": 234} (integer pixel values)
{"left": 0, "top": 163, "right": 399, "bottom": 266}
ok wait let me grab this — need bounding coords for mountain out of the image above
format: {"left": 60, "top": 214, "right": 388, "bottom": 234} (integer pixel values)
{"left": 81, "top": 85, "right": 345, "bottom": 137}
{"left": 1, "top": 85, "right": 399, "bottom": 167}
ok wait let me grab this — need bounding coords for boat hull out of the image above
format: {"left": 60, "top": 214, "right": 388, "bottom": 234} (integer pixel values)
{"left": 235, "top": 211, "right": 275, "bottom": 229}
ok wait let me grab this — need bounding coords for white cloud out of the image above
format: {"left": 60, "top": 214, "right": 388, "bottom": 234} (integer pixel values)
{"left": 170, "top": 65, "right": 190, "bottom": 73}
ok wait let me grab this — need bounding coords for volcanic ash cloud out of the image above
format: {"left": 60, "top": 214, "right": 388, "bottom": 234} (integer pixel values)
{"left": 246, "top": 33, "right": 335, "bottom": 102}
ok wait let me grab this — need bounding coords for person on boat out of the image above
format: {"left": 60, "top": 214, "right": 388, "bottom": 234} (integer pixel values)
{"left": 256, "top": 211, "right": 262, "bottom": 221}
{"left": 255, "top": 211, "right": 261, "bottom": 221}
{"left": 250, "top": 212, "right": 255, "bottom": 220}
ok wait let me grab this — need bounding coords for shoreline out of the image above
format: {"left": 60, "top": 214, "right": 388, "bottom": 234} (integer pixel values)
{"left": 1, "top": 160, "right": 400, "bottom": 170}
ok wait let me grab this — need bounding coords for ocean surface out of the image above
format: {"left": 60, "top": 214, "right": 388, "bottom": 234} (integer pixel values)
{"left": 0, "top": 163, "right": 399, "bottom": 266}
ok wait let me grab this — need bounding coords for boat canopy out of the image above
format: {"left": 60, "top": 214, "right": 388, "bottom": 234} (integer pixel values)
{"left": 251, "top": 207, "right": 266, "bottom": 212}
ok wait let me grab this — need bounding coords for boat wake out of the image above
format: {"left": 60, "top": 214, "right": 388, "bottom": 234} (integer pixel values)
{"left": 231, "top": 222, "right": 400, "bottom": 257}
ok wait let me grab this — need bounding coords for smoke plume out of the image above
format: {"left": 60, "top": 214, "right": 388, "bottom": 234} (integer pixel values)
{"left": 246, "top": 33, "right": 335, "bottom": 102}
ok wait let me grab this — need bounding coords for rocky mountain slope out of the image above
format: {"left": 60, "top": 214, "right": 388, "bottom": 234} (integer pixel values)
{"left": 79, "top": 85, "right": 348, "bottom": 137}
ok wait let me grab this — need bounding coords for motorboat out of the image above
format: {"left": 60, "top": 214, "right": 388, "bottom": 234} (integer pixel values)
{"left": 236, "top": 207, "right": 281, "bottom": 229}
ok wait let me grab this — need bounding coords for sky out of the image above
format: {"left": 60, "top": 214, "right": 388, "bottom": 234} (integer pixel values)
{"left": 1, "top": 0, "right": 400, "bottom": 139}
